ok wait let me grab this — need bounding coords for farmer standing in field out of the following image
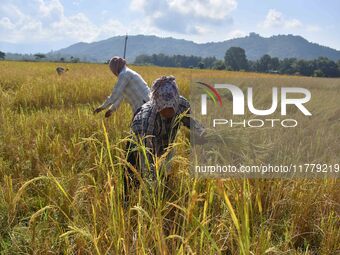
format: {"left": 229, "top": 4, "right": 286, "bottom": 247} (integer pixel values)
{"left": 124, "top": 76, "right": 206, "bottom": 191}
{"left": 93, "top": 56, "right": 150, "bottom": 117}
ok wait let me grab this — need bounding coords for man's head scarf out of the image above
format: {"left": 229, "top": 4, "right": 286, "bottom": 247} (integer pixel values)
{"left": 150, "top": 76, "right": 180, "bottom": 112}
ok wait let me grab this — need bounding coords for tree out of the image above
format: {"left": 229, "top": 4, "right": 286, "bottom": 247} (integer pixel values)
{"left": 135, "top": 54, "right": 152, "bottom": 65}
{"left": 203, "top": 56, "right": 217, "bottom": 69}
{"left": 313, "top": 57, "right": 339, "bottom": 77}
{"left": 197, "top": 62, "right": 205, "bottom": 69}
{"left": 212, "top": 60, "right": 226, "bottom": 70}
{"left": 256, "top": 54, "right": 271, "bottom": 72}
{"left": 34, "top": 53, "right": 46, "bottom": 60}
{"left": 279, "top": 58, "right": 296, "bottom": 75}
{"left": 134, "top": 53, "right": 216, "bottom": 69}
{"left": 224, "top": 47, "right": 248, "bottom": 71}
{"left": 313, "top": 69, "right": 325, "bottom": 77}
{"left": 0, "top": 51, "right": 5, "bottom": 60}
{"left": 247, "top": 60, "right": 256, "bottom": 72}
{"left": 295, "top": 60, "right": 313, "bottom": 76}
{"left": 71, "top": 57, "right": 80, "bottom": 63}
{"left": 270, "top": 57, "right": 280, "bottom": 71}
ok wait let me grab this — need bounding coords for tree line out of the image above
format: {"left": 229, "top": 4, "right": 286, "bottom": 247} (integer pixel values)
{"left": 0, "top": 51, "right": 92, "bottom": 63}
{"left": 134, "top": 48, "right": 340, "bottom": 77}
{"left": 2, "top": 48, "right": 340, "bottom": 77}
{"left": 224, "top": 47, "right": 340, "bottom": 77}
{"left": 134, "top": 54, "right": 217, "bottom": 69}
{"left": 0, "top": 51, "right": 5, "bottom": 60}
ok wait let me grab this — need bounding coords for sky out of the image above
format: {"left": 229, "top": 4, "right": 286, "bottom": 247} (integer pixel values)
{"left": 0, "top": 0, "right": 339, "bottom": 53}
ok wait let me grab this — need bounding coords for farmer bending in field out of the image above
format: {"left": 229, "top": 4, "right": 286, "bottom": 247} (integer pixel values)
{"left": 124, "top": 76, "right": 206, "bottom": 191}
{"left": 93, "top": 56, "right": 150, "bottom": 118}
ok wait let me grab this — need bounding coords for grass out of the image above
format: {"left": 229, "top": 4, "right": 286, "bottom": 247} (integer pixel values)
{"left": 0, "top": 61, "right": 339, "bottom": 254}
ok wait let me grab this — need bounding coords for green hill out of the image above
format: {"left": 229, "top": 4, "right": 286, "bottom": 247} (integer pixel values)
{"left": 50, "top": 33, "right": 340, "bottom": 62}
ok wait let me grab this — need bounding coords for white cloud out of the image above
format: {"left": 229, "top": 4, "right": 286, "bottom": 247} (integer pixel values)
{"left": 262, "top": 9, "right": 284, "bottom": 28}
{"left": 306, "top": 25, "right": 321, "bottom": 32}
{"left": 285, "top": 19, "right": 303, "bottom": 29}
{"left": 99, "top": 19, "right": 126, "bottom": 39}
{"left": 37, "top": 0, "right": 63, "bottom": 18}
{"left": 72, "top": 0, "right": 82, "bottom": 6}
{"left": 261, "top": 9, "right": 303, "bottom": 29}
{"left": 167, "top": 0, "right": 237, "bottom": 20}
{"left": 227, "top": 29, "right": 247, "bottom": 39}
{"left": 0, "top": 4, "right": 44, "bottom": 42}
{"left": 51, "top": 13, "right": 98, "bottom": 42}
{"left": 260, "top": 9, "right": 323, "bottom": 36}
{"left": 0, "top": 17, "right": 16, "bottom": 30}
{"left": 130, "top": 0, "right": 234, "bottom": 16}
{"left": 129, "top": 0, "right": 237, "bottom": 34}
{"left": 130, "top": 0, "right": 146, "bottom": 11}
{"left": 0, "top": 0, "right": 125, "bottom": 45}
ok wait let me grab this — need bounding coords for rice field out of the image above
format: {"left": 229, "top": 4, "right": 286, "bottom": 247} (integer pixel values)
{"left": 0, "top": 61, "right": 339, "bottom": 254}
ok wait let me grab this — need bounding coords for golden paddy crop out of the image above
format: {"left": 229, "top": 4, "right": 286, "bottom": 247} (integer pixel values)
{"left": 0, "top": 61, "right": 339, "bottom": 254}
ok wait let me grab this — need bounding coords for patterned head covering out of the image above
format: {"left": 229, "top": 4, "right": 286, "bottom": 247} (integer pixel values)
{"left": 109, "top": 56, "right": 126, "bottom": 76}
{"left": 150, "top": 76, "right": 180, "bottom": 112}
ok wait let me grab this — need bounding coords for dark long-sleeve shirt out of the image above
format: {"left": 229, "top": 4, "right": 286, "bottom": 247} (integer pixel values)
{"left": 129, "top": 96, "right": 205, "bottom": 176}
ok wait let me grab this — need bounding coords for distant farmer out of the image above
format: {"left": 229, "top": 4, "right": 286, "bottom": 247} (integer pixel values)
{"left": 93, "top": 56, "right": 150, "bottom": 118}
{"left": 124, "top": 76, "right": 206, "bottom": 190}
{"left": 56, "top": 66, "right": 69, "bottom": 75}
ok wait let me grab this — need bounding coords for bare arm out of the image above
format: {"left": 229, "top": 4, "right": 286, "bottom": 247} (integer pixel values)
{"left": 178, "top": 97, "right": 205, "bottom": 137}
{"left": 99, "top": 74, "right": 129, "bottom": 111}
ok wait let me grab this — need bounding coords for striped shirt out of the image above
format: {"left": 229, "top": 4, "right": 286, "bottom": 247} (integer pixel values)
{"left": 129, "top": 96, "right": 205, "bottom": 177}
{"left": 100, "top": 66, "right": 150, "bottom": 113}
